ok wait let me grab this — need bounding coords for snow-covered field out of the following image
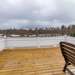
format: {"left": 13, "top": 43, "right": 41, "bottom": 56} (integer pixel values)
{"left": 0, "top": 36, "right": 75, "bottom": 51}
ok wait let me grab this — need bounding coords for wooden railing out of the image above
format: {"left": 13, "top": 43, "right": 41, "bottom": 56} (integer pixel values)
{"left": 60, "top": 42, "right": 75, "bottom": 75}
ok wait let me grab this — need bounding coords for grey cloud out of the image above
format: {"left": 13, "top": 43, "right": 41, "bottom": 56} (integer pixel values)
{"left": 0, "top": 0, "right": 75, "bottom": 29}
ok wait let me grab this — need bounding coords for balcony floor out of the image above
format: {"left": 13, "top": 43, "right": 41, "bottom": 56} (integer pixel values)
{"left": 0, "top": 47, "right": 65, "bottom": 75}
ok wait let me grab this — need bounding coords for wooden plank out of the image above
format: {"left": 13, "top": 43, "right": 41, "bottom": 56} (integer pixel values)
{"left": 62, "top": 47, "right": 75, "bottom": 56}
{"left": 60, "top": 42, "right": 75, "bottom": 48}
{"left": 61, "top": 44, "right": 75, "bottom": 52}
{"left": 60, "top": 42, "right": 75, "bottom": 73}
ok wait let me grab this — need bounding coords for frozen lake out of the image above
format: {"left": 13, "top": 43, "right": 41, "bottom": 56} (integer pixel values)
{"left": 0, "top": 36, "right": 75, "bottom": 50}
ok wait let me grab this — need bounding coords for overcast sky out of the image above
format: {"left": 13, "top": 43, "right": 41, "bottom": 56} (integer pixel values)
{"left": 0, "top": 0, "right": 75, "bottom": 29}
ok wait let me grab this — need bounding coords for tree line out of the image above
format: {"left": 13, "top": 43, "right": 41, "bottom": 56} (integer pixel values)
{"left": 0, "top": 25, "right": 75, "bottom": 37}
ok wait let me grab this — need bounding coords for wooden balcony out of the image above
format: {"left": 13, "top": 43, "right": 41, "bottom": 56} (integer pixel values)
{"left": 0, "top": 47, "right": 66, "bottom": 75}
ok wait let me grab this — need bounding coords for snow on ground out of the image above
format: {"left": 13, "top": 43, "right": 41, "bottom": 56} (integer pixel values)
{"left": 0, "top": 36, "right": 75, "bottom": 51}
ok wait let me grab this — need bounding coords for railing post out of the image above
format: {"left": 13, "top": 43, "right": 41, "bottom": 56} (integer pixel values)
{"left": 37, "top": 37, "right": 40, "bottom": 48}
{"left": 4, "top": 35, "right": 7, "bottom": 49}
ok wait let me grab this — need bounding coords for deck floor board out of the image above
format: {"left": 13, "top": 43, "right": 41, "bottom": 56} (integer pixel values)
{"left": 0, "top": 47, "right": 65, "bottom": 75}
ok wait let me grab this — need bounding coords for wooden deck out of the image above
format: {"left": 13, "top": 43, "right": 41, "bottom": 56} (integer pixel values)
{"left": 0, "top": 47, "right": 65, "bottom": 75}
